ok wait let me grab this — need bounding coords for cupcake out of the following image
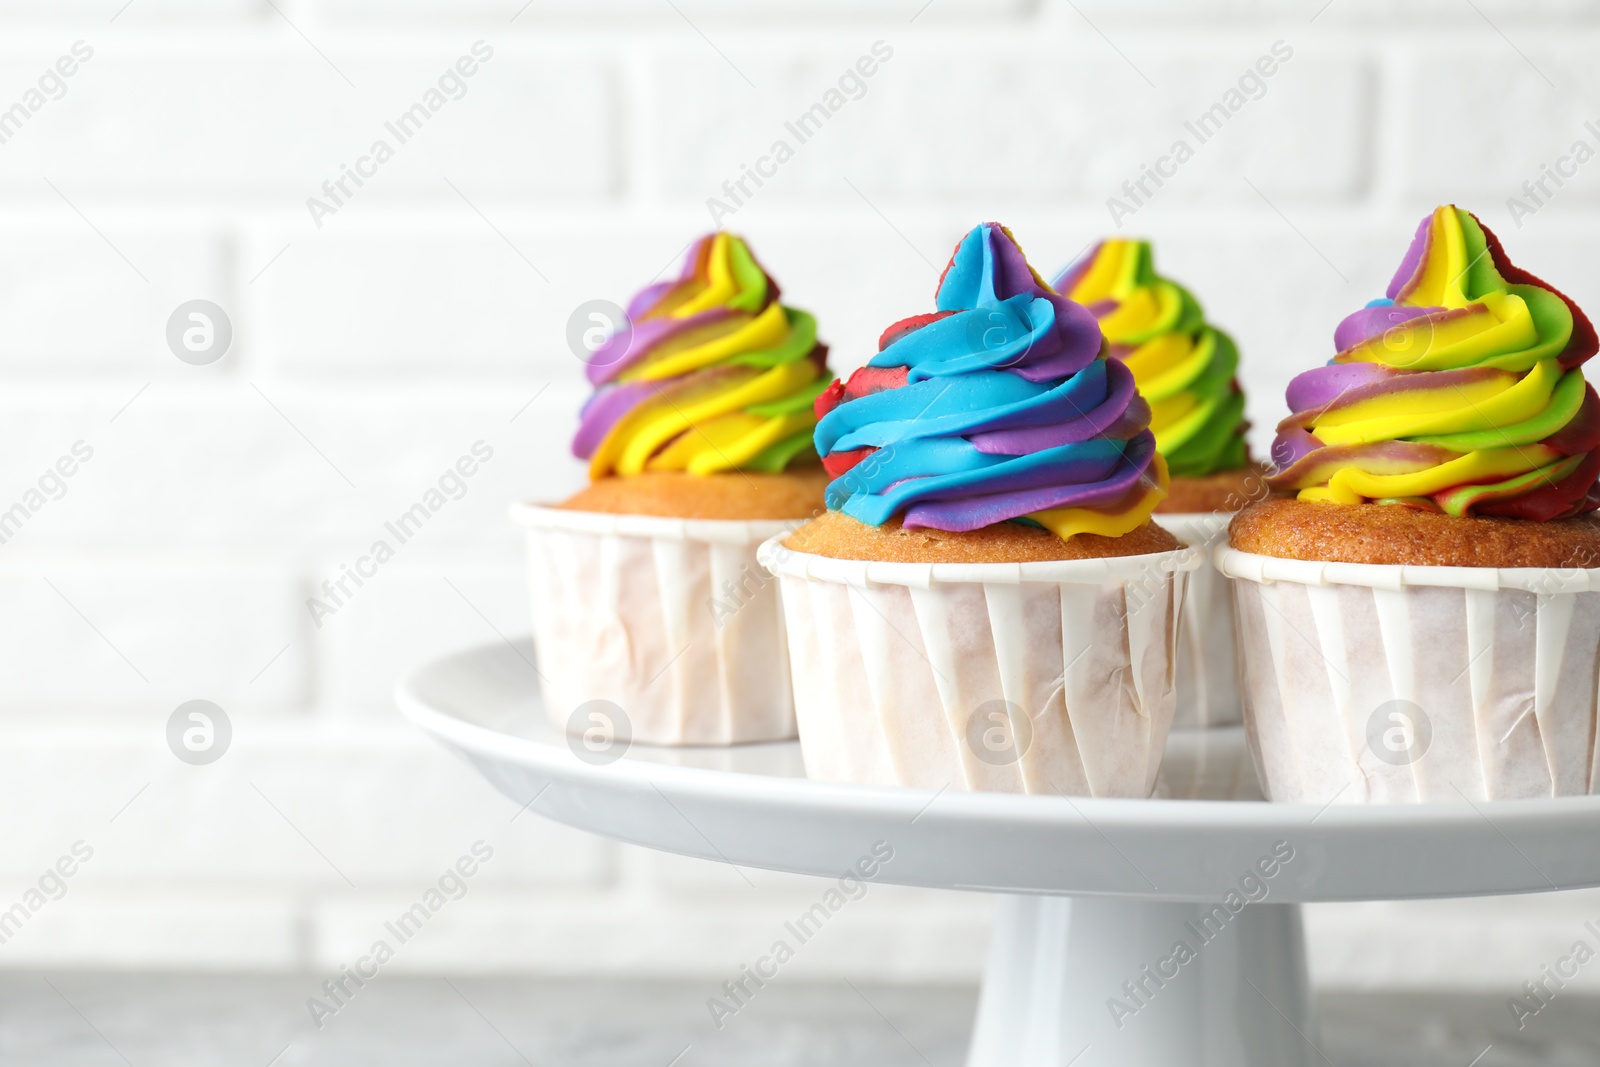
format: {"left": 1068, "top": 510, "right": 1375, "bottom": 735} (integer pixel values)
{"left": 513, "top": 233, "right": 834, "bottom": 746}
{"left": 1219, "top": 205, "right": 1600, "bottom": 803}
{"left": 757, "top": 223, "right": 1200, "bottom": 796}
{"left": 1056, "top": 240, "right": 1265, "bottom": 727}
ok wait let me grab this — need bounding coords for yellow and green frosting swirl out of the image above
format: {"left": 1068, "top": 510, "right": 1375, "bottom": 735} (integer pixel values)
{"left": 1267, "top": 205, "right": 1600, "bottom": 522}
{"left": 1055, "top": 240, "right": 1249, "bottom": 479}
{"left": 572, "top": 232, "right": 832, "bottom": 478}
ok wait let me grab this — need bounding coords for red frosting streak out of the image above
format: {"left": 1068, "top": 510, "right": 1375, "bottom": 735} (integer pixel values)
{"left": 1546, "top": 384, "right": 1600, "bottom": 456}
{"left": 1477, "top": 214, "right": 1599, "bottom": 369}
{"left": 822, "top": 447, "right": 875, "bottom": 479}
{"left": 842, "top": 364, "right": 909, "bottom": 401}
{"left": 1476, "top": 449, "right": 1600, "bottom": 521}
{"left": 878, "top": 312, "right": 956, "bottom": 351}
{"left": 813, "top": 378, "right": 845, "bottom": 421}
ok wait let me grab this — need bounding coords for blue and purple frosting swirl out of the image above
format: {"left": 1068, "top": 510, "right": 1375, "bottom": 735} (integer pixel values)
{"left": 812, "top": 222, "right": 1168, "bottom": 540}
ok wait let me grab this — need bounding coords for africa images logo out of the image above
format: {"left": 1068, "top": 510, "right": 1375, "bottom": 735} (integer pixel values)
{"left": 1366, "top": 699, "right": 1431, "bottom": 767}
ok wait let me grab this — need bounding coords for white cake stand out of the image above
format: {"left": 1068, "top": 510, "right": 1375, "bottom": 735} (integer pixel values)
{"left": 397, "top": 639, "right": 1600, "bottom": 1067}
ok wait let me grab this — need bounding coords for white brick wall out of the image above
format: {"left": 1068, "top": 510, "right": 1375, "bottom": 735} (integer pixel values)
{"left": 3, "top": 0, "right": 1600, "bottom": 994}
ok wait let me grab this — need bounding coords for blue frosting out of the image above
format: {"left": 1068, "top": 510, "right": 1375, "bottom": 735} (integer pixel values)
{"left": 813, "top": 223, "right": 1160, "bottom": 534}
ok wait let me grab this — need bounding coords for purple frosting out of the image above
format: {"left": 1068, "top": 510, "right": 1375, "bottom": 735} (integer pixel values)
{"left": 1050, "top": 242, "right": 1099, "bottom": 302}
{"left": 1332, "top": 303, "right": 1439, "bottom": 354}
{"left": 968, "top": 359, "right": 1143, "bottom": 454}
{"left": 903, "top": 435, "right": 1158, "bottom": 532}
{"left": 571, "top": 380, "right": 660, "bottom": 457}
{"left": 1270, "top": 427, "right": 1322, "bottom": 471}
{"left": 1385, "top": 215, "right": 1434, "bottom": 301}
{"left": 1283, "top": 362, "right": 1395, "bottom": 412}
{"left": 585, "top": 308, "right": 734, "bottom": 387}
{"left": 572, "top": 365, "right": 745, "bottom": 456}
{"left": 627, "top": 280, "right": 674, "bottom": 321}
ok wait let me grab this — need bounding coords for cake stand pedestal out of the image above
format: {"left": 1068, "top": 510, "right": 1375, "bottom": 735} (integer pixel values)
{"left": 398, "top": 640, "right": 1600, "bottom": 1067}
{"left": 966, "top": 897, "right": 1309, "bottom": 1066}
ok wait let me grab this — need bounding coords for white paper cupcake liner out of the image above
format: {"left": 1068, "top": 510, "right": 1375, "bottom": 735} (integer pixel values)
{"left": 1216, "top": 545, "right": 1600, "bottom": 804}
{"left": 758, "top": 534, "right": 1202, "bottom": 796}
{"left": 512, "top": 504, "right": 801, "bottom": 746}
{"left": 1154, "top": 512, "right": 1242, "bottom": 729}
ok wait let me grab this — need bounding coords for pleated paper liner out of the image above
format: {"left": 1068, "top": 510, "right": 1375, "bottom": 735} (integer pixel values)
{"left": 1217, "top": 545, "right": 1600, "bottom": 804}
{"left": 512, "top": 504, "right": 800, "bottom": 747}
{"left": 1155, "top": 512, "right": 1244, "bottom": 729}
{"left": 758, "top": 534, "right": 1202, "bottom": 796}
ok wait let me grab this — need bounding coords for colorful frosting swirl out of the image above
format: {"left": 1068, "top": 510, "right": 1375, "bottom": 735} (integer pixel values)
{"left": 1054, "top": 240, "right": 1249, "bottom": 478}
{"left": 573, "top": 233, "right": 832, "bottom": 477}
{"left": 812, "top": 223, "right": 1168, "bottom": 541}
{"left": 1269, "top": 205, "right": 1600, "bottom": 521}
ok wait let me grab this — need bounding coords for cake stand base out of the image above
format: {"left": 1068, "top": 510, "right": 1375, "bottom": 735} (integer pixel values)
{"left": 399, "top": 640, "right": 1600, "bottom": 1066}
{"left": 968, "top": 896, "right": 1312, "bottom": 1067}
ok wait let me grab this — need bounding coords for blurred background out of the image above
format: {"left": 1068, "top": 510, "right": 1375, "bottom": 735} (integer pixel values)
{"left": 3, "top": 0, "right": 1600, "bottom": 1061}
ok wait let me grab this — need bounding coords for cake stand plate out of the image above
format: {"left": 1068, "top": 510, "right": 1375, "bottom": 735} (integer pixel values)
{"left": 397, "top": 639, "right": 1600, "bottom": 1067}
